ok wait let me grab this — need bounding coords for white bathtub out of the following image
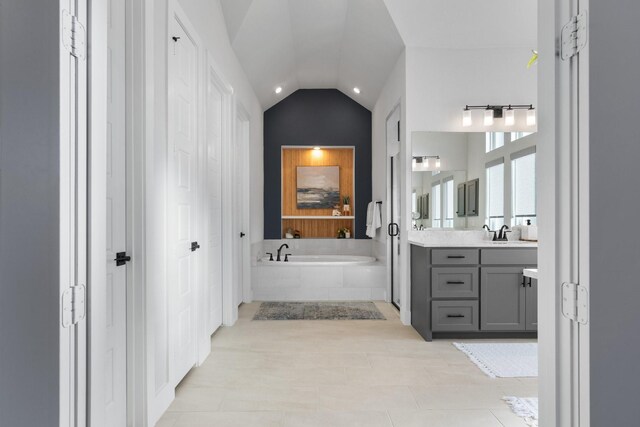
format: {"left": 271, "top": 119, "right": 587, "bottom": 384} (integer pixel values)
{"left": 260, "top": 255, "right": 376, "bottom": 266}
{"left": 252, "top": 253, "right": 386, "bottom": 301}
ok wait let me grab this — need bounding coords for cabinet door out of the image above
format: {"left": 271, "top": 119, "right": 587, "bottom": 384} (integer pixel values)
{"left": 480, "top": 267, "right": 526, "bottom": 330}
{"left": 525, "top": 278, "right": 538, "bottom": 330}
{"left": 456, "top": 183, "right": 466, "bottom": 217}
{"left": 466, "top": 179, "right": 479, "bottom": 217}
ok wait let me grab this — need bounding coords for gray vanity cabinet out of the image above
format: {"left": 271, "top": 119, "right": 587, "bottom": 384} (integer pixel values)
{"left": 480, "top": 267, "right": 526, "bottom": 331}
{"left": 465, "top": 179, "right": 479, "bottom": 217}
{"left": 410, "top": 245, "right": 537, "bottom": 340}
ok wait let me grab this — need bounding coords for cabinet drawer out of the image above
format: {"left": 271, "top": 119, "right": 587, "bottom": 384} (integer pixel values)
{"left": 481, "top": 248, "right": 537, "bottom": 265}
{"left": 431, "top": 267, "right": 478, "bottom": 298}
{"left": 432, "top": 249, "right": 479, "bottom": 265}
{"left": 431, "top": 301, "right": 479, "bottom": 332}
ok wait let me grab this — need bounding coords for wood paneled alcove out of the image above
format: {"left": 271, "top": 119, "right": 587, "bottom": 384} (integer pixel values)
{"left": 281, "top": 147, "right": 355, "bottom": 238}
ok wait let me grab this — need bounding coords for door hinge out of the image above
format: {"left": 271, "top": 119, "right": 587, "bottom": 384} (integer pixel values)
{"left": 62, "top": 284, "right": 86, "bottom": 328}
{"left": 561, "top": 282, "right": 589, "bottom": 325}
{"left": 62, "top": 10, "right": 86, "bottom": 59}
{"left": 561, "top": 10, "right": 588, "bottom": 60}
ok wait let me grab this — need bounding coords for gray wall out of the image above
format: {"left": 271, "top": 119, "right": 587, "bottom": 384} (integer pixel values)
{"left": 263, "top": 89, "right": 372, "bottom": 239}
{"left": 0, "top": 0, "right": 61, "bottom": 425}
{"left": 589, "top": 1, "right": 640, "bottom": 424}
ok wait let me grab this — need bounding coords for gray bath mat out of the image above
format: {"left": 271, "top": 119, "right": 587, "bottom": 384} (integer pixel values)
{"left": 253, "top": 301, "right": 386, "bottom": 320}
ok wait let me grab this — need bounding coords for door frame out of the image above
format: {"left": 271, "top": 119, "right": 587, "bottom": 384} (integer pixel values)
{"left": 386, "top": 103, "right": 401, "bottom": 308}
{"left": 235, "top": 104, "right": 252, "bottom": 305}
{"left": 198, "top": 51, "right": 234, "bottom": 364}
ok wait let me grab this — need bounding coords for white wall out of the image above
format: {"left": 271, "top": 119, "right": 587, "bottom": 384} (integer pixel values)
{"left": 146, "top": 0, "right": 262, "bottom": 423}
{"left": 406, "top": 47, "right": 538, "bottom": 133}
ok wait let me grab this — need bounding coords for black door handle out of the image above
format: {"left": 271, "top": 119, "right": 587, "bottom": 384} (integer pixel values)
{"left": 190, "top": 241, "right": 200, "bottom": 252}
{"left": 446, "top": 281, "right": 465, "bottom": 285}
{"left": 528, "top": 278, "right": 532, "bottom": 287}
{"left": 388, "top": 223, "right": 399, "bottom": 237}
{"left": 447, "top": 314, "right": 465, "bottom": 318}
{"left": 114, "top": 252, "right": 131, "bottom": 266}
{"left": 447, "top": 255, "right": 466, "bottom": 259}
{"left": 522, "top": 276, "right": 526, "bottom": 287}
{"left": 240, "top": 232, "right": 246, "bottom": 238}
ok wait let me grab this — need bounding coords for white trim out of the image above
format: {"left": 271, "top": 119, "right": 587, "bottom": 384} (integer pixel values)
{"left": 125, "top": 0, "right": 152, "bottom": 425}
{"left": 236, "top": 104, "right": 252, "bottom": 304}
{"left": 88, "top": 0, "right": 108, "bottom": 425}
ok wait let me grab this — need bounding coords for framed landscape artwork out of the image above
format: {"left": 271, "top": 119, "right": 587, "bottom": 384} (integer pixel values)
{"left": 296, "top": 166, "right": 340, "bottom": 209}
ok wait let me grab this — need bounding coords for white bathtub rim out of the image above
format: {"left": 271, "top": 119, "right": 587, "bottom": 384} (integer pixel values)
{"left": 259, "top": 255, "right": 376, "bottom": 266}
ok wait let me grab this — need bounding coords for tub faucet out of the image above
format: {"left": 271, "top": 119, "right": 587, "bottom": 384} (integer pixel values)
{"left": 277, "top": 243, "right": 289, "bottom": 261}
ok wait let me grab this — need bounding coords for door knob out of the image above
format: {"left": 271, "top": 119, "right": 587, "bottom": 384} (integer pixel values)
{"left": 190, "top": 241, "right": 200, "bottom": 252}
{"left": 240, "top": 232, "right": 246, "bottom": 238}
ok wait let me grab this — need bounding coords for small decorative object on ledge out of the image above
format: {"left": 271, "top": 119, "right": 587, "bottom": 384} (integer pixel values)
{"left": 332, "top": 204, "right": 342, "bottom": 216}
{"left": 337, "top": 227, "right": 350, "bottom": 239}
{"left": 342, "top": 195, "right": 351, "bottom": 215}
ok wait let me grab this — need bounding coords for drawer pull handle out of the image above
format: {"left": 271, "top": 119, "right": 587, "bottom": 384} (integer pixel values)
{"left": 446, "top": 314, "right": 465, "bottom": 318}
{"left": 447, "top": 255, "right": 466, "bottom": 259}
{"left": 446, "top": 281, "right": 465, "bottom": 285}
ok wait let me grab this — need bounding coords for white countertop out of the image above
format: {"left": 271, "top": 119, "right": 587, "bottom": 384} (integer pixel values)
{"left": 408, "top": 240, "right": 538, "bottom": 248}
{"left": 523, "top": 268, "right": 539, "bottom": 279}
{"left": 408, "top": 229, "right": 538, "bottom": 249}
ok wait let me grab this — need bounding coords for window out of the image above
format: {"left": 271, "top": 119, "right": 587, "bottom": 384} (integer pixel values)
{"left": 443, "top": 177, "right": 454, "bottom": 228}
{"left": 511, "top": 131, "right": 533, "bottom": 142}
{"left": 432, "top": 182, "right": 441, "bottom": 228}
{"left": 486, "top": 132, "right": 505, "bottom": 153}
{"left": 512, "top": 148, "right": 537, "bottom": 225}
{"left": 486, "top": 159, "right": 504, "bottom": 230}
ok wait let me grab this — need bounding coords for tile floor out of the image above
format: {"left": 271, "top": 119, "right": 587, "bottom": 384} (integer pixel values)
{"left": 157, "top": 302, "right": 536, "bottom": 427}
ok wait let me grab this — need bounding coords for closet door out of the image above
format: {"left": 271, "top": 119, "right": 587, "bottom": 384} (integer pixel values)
{"left": 168, "top": 14, "right": 199, "bottom": 384}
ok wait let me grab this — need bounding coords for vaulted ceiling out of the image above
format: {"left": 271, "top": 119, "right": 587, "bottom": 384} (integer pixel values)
{"left": 220, "top": 0, "right": 404, "bottom": 110}
{"left": 220, "top": 0, "right": 537, "bottom": 111}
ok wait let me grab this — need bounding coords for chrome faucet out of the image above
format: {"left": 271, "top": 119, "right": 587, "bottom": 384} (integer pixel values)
{"left": 276, "top": 243, "right": 289, "bottom": 261}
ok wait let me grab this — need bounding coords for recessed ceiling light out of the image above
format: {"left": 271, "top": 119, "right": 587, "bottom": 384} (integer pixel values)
{"left": 275, "top": 86, "right": 283, "bottom": 94}
{"left": 353, "top": 87, "right": 361, "bottom": 94}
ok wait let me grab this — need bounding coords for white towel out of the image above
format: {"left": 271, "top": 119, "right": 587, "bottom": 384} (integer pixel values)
{"left": 366, "top": 201, "right": 382, "bottom": 238}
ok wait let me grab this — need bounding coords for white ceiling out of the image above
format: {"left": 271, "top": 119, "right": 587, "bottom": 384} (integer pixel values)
{"left": 220, "top": 0, "right": 537, "bottom": 110}
{"left": 383, "top": 0, "right": 537, "bottom": 49}
{"left": 220, "top": 0, "right": 405, "bottom": 110}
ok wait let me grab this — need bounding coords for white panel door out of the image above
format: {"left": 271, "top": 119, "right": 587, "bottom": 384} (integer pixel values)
{"left": 169, "top": 16, "right": 199, "bottom": 384}
{"left": 206, "top": 67, "right": 223, "bottom": 334}
{"left": 104, "top": 0, "right": 127, "bottom": 423}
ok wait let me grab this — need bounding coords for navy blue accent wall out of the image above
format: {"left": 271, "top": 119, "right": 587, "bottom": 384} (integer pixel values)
{"left": 264, "top": 89, "right": 372, "bottom": 239}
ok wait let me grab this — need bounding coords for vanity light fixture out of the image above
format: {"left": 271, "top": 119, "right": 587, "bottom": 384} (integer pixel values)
{"left": 526, "top": 107, "right": 537, "bottom": 126}
{"left": 313, "top": 146, "right": 321, "bottom": 150}
{"left": 353, "top": 87, "right": 361, "bottom": 94}
{"left": 484, "top": 109, "right": 495, "bottom": 126}
{"left": 462, "top": 108, "right": 472, "bottom": 127}
{"left": 275, "top": 86, "right": 283, "bottom": 94}
{"left": 462, "top": 104, "right": 535, "bottom": 127}
{"left": 412, "top": 156, "right": 441, "bottom": 171}
{"left": 504, "top": 107, "right": 515, "bottom": 126}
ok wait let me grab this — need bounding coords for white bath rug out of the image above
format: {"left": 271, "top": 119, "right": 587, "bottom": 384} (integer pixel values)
{"left": 503, "top": 396, "right": 539, "bottom": 426}
{"left": 453, "top": 342, "right": 538, "bottom": 378}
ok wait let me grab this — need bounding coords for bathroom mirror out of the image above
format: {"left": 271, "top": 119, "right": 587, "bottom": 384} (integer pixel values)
{"left": 411, "top": 130, "right": 538, "bottom": 231}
